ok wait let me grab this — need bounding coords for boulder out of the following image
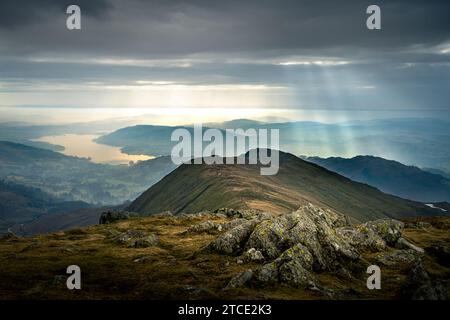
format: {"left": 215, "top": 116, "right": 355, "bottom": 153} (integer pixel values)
{"left": 396, "top": 238, "right": 424, "bottom": 253}
{"left": 112, "top": 230, "right": 158, "bottom": 248}
{"left": 206, "top": 219, "right": 258, "bottom": 255}
{"left": 241, "top": 248, "right": 265, "bottom": 263}
{"left": 224, "top": 269, "right": 253, "bottom": 290}
{"left": 245, "top": 218, "right": 289, "bottom": 260}
{"left": 360, "top": 219, "right": 404, "bottom": 246}
{"left": 376, "top": 249, "right": 421, "bottom": 267}
{"left": 185, "top": 220, "right": 223, "bottom": 234}
{"left": 255, "top": 244, "right": 316, "bottom": 288}
{"left": 338, "top": 226, "right": 386, "bottom": 252}
{"left": 276, "top": 244, "right": 316, "bottom": 287}
{"left": 99, "top": 211, "right": 137, "bottom": 224}
{"left": 256, "top": 262, "right": 279, "bottom": 283}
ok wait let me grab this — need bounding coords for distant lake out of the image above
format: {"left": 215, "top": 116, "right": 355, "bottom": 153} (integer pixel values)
{"left": 34, "top": 134, "right": 153, "bottom": 164}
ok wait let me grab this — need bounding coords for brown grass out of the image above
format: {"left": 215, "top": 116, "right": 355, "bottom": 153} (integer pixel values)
{"left": 0, "top": 215, "right": 449, "bottom": 300}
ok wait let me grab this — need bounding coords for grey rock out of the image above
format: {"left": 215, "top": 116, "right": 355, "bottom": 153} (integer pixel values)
{"left": 207, "top": 219, "right": 258, "bottom": 255}
{"left": 112, "top": 230, "right": 158, "bottom": 248}
{"left": 185, "top": 220, "right": 223, "bottom": 234}
{"left": 224, "top": 269, "right": 253, "bottom": 290}
{"left": 214, "top": 208, "right": 258, "bottom": 220}
{"left": 257, "top": 262, "right": 279, "bottom": 283}
{"left": 276, "top": 244, "right": 316, "bottom": 287}
{"left": 245, "top": 218, "right": 289, "bottom": 260}
{"left": 338, "top": 226, "right": 386, "bottom": 252}
{"left": 396, "top": 238, "right": 425, "bottom": 253}
{"left": 376, "top": 249, "right": 421, "bottom": 266}
{"left": 241, "top": 248, "right": 265, "bottom": 263}
{"left": 99, "top": 211, "right": 137, "bottom": 224}
{"left": 361, "top": 219, "right": 404, "bottom": 246}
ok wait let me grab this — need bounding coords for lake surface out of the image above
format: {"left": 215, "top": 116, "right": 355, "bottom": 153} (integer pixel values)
{"left": 35, "top": 134, "right": 153, "bottom": 164}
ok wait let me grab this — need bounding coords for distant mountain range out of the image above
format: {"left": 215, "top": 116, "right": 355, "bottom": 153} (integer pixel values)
{"left": 128, "top": 150, "right": 443, "bottom": 223}
{"left": 304, "top": 155, "right": 450, "bottom": 203}
{"left": 96, "top": 118, "right": 450, "bottom": 172}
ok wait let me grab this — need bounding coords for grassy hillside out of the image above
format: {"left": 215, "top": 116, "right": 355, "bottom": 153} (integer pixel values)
{"left": 128, "top": 151, "right": 441, "bottom": 222}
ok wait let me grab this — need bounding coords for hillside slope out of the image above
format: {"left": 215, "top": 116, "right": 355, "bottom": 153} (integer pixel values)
{"left": 304, "top": 155, "right": 450, "bottom": 203}
{"left": 128, "top": 151, "right": 442, "bottom": 222}
{"left": 0, "top": 180, "right": 91, "bottom": 234}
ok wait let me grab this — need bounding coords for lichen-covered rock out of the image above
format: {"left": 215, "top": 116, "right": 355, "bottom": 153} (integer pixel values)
{"left": 213, "top": 208, "right": 248, "bottom": 218}
{"left": 245, "top": 218, "right": 289, "bottom": 260}
{"left": 112, "top": 230, "right": 158, "bottom": 248}
{"left": 221, "top": 219, "right": 248, "bottom": 231}
{"left": 256, "top": 262, "right": 279, "bottom": 283}
{"left": 206, "top": 219, "right": 258, "bottom": 255}
{"left": 278, "top": 262, "right": 315, "bottom": 288}
{"left": 224, "top": 269, "right": 253, "bottom": 290}
{"left": 207, "top": 202, "right": 412, "bottom": 290}
{"left": 277, "top": 243, "right": 314, "bottom": 271}
{"left": 276, "top": 244, "right": 316, "bottom": 287}
{"left": 241, "top": 248, "right": 265, "bottom": 263}
{"left": 211, "top": 203, "right": 360, "bottom": 273}
{"left": 376, "top": 249, "right": 421, "bottom": 267}
{"left": 361, "top": 219, "right": 404, "bottom": 246}
{"left": 396, "top": 238, "right": 424, "bottom": 253}
{"left": 255, "top": 244, "right": 316, "bottom": 288}
{"left": 185, "top": 220, "right": 223, "bottom": 234}
{"left": 99, "top": 211, "right": 137, "bottom": 224}
{"left": 338, "top": 226, "right": 386, "bottom": 252}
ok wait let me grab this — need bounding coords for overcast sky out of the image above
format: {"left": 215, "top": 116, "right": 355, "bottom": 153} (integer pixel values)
{"left": 0, "top": 0, "right": 449, "bottom": 123}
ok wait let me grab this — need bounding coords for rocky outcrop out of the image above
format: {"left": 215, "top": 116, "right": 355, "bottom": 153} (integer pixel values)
{"left": 242, "top": 204, "right": 359, "bottom": 272}
{"left": 111, "top": 229, "right": 158, "bottom": 248}
{"left": 214, "top": 208, "right": 256, "bottom": 219}
{"left": 99, "top": 211, "right": 137, "bottom": 224}
{"left": 185, "top": 220, "right": 223, "bottom": 234}
{"left": 240, "top": 248, "right": 265, "bottom": 263}
{"left": 396, "top": 238, "right": 425, "bottom": 253}
{"left": 206, "top": 220, "right": 259, "bottom": 255}
{"left": 360, "top": 219, "right": 404, "bottom": 246}
{"left": 224, "top": 269, "right": 253, "bottom": 290}
{"left": 204, "top": 202, "right": 412, "bottom": 290}
{"left": 376, "top": 249, "right": 421, "bottom": 267}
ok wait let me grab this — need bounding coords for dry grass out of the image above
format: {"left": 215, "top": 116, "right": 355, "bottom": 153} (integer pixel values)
{"left": 0, "top": 215, "right": 449, "bottom": 300}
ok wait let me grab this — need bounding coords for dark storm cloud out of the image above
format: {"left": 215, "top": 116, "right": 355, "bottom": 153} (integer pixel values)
{"left": 0, "top": 0, "right": 449, "bottom": 57}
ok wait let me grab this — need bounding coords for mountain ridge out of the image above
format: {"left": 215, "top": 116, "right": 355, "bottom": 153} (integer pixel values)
{"left": 304, "top": 155, "right": 450, "bottom": 202}
{"left": 128, "top": 150, "right": 442, "bottom": 222}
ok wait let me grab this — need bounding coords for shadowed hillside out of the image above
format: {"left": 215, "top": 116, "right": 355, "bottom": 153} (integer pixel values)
{"left": 304, "top": 155, "right": 450, "bottom": 203}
